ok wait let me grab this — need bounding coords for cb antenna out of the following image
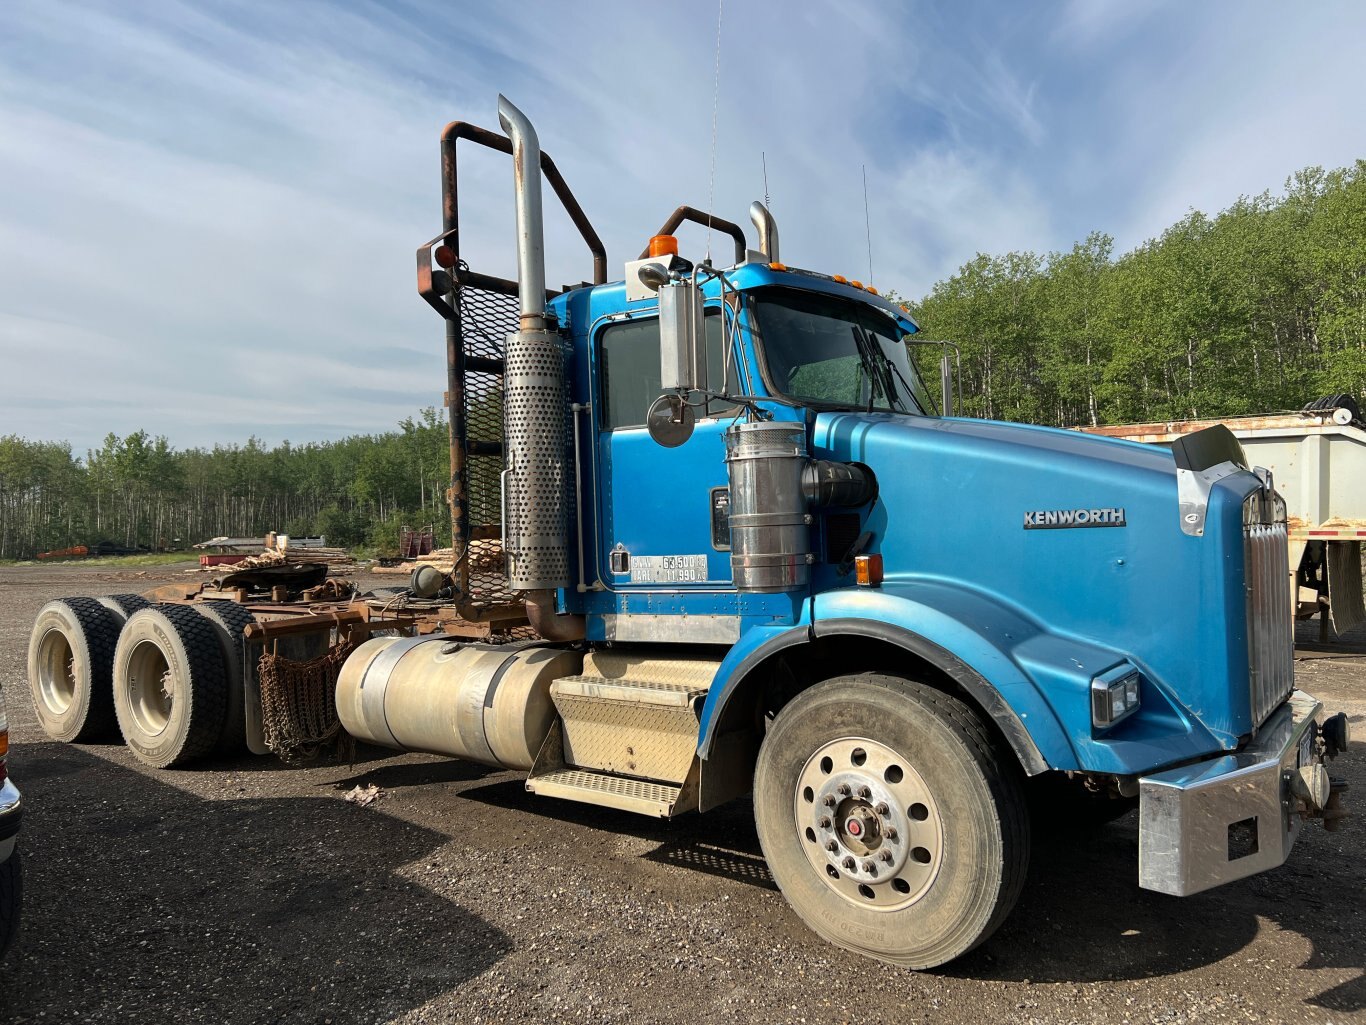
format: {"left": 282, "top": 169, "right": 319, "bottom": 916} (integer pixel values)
{"left": 704, "top": 0, "right": 725, "bottom": 262}
{"left": 862, "top": 164, "right": 873, "bottom": 286}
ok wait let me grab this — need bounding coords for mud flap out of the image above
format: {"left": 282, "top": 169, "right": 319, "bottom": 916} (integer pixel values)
{"left": 1327, "top": 540, "right": 1366, "bottom": 636}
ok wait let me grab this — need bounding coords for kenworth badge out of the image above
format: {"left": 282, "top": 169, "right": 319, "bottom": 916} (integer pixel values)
{"left": 1024, "top": 508, "right": 1127, "bottom": 529}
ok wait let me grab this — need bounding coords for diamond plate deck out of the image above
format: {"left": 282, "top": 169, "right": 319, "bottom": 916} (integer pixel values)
{"left": 526, "top": 769, "right": 681, "bottom": 817}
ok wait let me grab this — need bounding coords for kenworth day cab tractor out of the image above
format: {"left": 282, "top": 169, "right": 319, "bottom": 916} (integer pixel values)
{"left": 26, "top": 96, "right": 1353, "bottom": 969}
{"left": 378, "top": 96, "right": 1353, "bottom": 965}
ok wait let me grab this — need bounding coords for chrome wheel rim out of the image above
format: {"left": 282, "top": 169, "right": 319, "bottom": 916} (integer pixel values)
{"left": 37, "top": 628, "right": 77, "bottom": 715}
{"left": 126, "top": 639, "right": 174, "bottom": 736}
{"left": 794, "top": 737, "right": 944, "bottom": 910}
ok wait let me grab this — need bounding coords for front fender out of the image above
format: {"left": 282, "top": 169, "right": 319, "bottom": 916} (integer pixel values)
{"left": 699, "top": 580, "right": 1227, "bottom": 777}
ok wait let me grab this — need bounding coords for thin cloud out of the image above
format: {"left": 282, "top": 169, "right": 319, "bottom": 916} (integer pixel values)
{"left": 0, "top": 0, "right": 1361, "bottom": 454}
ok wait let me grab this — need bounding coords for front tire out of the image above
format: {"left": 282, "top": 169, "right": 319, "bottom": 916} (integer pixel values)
{"left": 754, "top": 673, "right": 1028, "bottom": 968}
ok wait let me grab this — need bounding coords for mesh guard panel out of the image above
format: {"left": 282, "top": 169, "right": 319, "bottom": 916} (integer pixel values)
{"left": 455, "top": 285, "right": 519, "bottom": 610}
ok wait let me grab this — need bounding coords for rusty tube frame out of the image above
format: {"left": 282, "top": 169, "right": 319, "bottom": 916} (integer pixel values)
{"left": 432, "top": 118, "right": 606, "bottom": 606}
{"left": 639, "top": 206, "right": 748, "bottom": 265}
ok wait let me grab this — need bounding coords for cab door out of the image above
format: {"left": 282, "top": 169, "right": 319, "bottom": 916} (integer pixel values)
{"left": 594, "top": 310, "right": 739, "bottom": 599}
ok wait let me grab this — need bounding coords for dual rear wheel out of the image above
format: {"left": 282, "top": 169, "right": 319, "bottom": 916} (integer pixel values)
{"left": 27, "top": 596, "right": 250, "bottom": 767}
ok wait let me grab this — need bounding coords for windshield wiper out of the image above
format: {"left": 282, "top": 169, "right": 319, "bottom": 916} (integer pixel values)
{"left": 849, "top": 325, "right": 879, "bottom": 412}
{"left": 852, "top": 323, "right": 901, "bottom": 412}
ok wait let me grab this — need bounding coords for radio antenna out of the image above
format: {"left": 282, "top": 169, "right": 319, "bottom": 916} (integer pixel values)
{"left": 862, "top": 164, "right": 873, "bottom": 285}
{"left": 704, "top": 0, "right": 724, "bottom": 262}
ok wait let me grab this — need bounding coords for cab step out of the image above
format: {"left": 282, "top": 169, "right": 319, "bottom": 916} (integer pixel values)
{"left": 527, "top": 768, "right": 684, "bottom": 818}
{"left": 526, "top": 720, "right": 700, "bottom": 817}
{"left": 548, "top": 651, "right": 720, "bottom": 785}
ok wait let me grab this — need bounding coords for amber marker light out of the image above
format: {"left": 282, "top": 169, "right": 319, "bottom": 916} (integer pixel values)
{"left": 865, "top": 285, "right": 879, "bottom": 295}
{"left": 855, "top": 554, "right": 884, "bottom": 587}
{"left": 832, "top": 274, "right": 848, "bottom": 283}
{"left": 648, "top": 234, "right": 679, "bottom": 258}
{"left": 769, "top": 262, "right": 788, "bottom": 271}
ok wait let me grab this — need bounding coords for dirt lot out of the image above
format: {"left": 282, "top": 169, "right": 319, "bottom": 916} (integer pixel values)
{"left": 0, "top": 563, "right": 1362, "bottom": 1025}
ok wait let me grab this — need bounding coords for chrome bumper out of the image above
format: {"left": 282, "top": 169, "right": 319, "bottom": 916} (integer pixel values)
{"left": 1139, "top": 690, "right": 1325, "bottom": 896}
{"left": 0, "top": 777, "right": 20, "bottom": 864}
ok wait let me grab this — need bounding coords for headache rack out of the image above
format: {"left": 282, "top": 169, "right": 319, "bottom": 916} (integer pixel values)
{"left": 415, "top": 120, "right": 606, "bottom": 622}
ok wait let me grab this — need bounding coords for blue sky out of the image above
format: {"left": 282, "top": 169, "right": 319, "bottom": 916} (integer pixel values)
{"left": 2, "top": 1, "right": 1364, "bottom": 453}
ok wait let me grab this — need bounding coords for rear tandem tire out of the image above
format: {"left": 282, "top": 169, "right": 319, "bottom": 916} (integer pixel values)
{"left": 112, "top": 606, "right": 228, "bottom": 768}
{"left": 95, "top": 593, "right": 153, "bottom": 622}
{"left": 753, "top": 673, "right": 1029, "bottom": 969}
{"left": 188, "top": 600, "right": 257, "bottom": 754}
{"left": 26, "top": 598, "right": 123, "bottom": 742}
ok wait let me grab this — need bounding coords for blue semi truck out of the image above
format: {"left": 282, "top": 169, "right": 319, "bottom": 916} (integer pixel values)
{"left": 26, "top": 96, "right": 1353, "bottom": 969}
{"left": 354, "top": 96, "right": 1352, "bottom": 967}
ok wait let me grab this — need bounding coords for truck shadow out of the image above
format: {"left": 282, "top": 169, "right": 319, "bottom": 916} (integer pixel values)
{"left": 950, "top": 810, "right": 1364, "bottom": 1013}
{"left": 459, "top": 775, "right": 1361, "bottom": 1012}
{"left": 0, "top": 742, "right": 511, "bottom": 1025}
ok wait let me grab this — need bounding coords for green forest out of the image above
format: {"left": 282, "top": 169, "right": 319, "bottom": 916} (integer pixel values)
{"left": 905, "top": 162, "right": 1366, "bottom": 426}
{"left": 0, "top": 410, "right": 451, "bottom": 560}
{"left": 2, "top": 162, "right": 1363, "bottom": 560}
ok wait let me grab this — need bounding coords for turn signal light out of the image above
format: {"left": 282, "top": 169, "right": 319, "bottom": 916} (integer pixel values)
{"left": 648, "top": 234, "right": 679, "bottom": 258}
{"left": 0, "top": 729, "right": 7, "bottom": 761}
{"left": 855, "top": 554, "right": 883, "bottom": 587}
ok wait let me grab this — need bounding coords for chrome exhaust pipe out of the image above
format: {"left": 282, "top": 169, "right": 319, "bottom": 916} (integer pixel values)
{"left": 750, "top": 201, "right": 780, "bottom": 263}
{"left": 495, "top": 96, "right": 575, "bottom": 605}
{"left": 497, "top": 94, "right": 547, "bottom": 332}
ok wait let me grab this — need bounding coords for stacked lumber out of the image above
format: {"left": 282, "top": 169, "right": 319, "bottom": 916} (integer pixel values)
{"left": 280, "top": 544, "right": 354, "bottom": 569}
{"left": 195, "top": 543, "right": 358, "bottom": 574}
{"left": 372, "top": 547, "right": 457, "bottom": 576}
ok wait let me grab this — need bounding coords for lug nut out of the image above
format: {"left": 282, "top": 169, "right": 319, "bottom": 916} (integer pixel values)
{"left": 858, "top": 785, "right": 872, "bottom": 799}
{"left": 878, "top": 849, "right": 893, "bottom": 864}
{"left": 822, "top": 794, "right": 837, "bottom": 808}
{"left": 862, "top": 860, "right": 877, "bottom": 875}
{"left": 842, "top": 856, "right": 856, "bottom": 870}
{"left": 885, "top": 827, "right": 898, "bottom": 841}
{"left": 818, "top": 816, "right": 832, "bottom": 829}
{"left": 875, "top": 802, "right": 890, "bottom": 816}
{"left": 825, "top": 839, "right": 838, "bottom": 852}
{"left": 837, "top": 783, "right": 851, "bottom": 797}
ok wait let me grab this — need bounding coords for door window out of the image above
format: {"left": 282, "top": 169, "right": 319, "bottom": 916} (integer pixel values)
{"left": 600, "top": 310, "right": 738, "bottom": 430}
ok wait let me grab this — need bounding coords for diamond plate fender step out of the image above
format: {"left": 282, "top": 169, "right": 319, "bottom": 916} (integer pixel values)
{"left": 550, "top": 676, "right": 704, "bottom": 784}
{"left": 526, "top": 720, "right": 699, "bottom": 817}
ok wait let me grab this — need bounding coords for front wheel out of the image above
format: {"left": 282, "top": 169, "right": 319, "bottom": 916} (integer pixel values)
{"left": 754, "top": 673, "right": 1029, "bottom": 968}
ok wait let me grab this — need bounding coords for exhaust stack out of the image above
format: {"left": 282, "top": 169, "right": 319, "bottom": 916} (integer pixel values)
{"left": 498, "top": 95, "right": 548, "bottom": 332}
{"left": 750, "top": 201, "right": 780, "bottom": 263}
{"left": 496, "top": 96, "right": 572, "bottom": 596}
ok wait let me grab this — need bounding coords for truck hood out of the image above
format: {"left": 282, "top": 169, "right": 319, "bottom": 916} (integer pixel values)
{"left": 810, "top": 411, "right": 1257, "bottom": 744}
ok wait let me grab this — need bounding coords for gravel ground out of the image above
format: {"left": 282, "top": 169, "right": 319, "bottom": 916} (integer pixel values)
{"left": 0, "top": 562, "right": 1362, "bottom": 1025}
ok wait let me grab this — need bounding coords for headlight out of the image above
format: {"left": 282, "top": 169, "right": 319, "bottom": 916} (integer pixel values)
{"left": 1092, "top": 665, "right": 1141, "bottom": 729}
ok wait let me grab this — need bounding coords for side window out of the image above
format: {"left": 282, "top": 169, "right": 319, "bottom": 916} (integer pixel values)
{"left": 599, "top": 310, "right": 738, "bottom": 430}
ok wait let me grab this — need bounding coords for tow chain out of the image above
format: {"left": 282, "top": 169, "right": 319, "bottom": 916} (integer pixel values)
{"left": 257, "top": 639, "right": 357, "bottom": 762}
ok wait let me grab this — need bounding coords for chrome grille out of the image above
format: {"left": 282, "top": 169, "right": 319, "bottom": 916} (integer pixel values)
{"left": 1244, "top": 495, "right": 1294, "bottom": 728}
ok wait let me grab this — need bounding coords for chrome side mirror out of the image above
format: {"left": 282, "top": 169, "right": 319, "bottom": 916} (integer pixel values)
{"left": 657, "top": 277, "right": 705, "bottom": 393}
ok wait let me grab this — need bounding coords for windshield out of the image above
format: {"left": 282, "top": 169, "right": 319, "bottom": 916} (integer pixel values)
{"left": 751, "top": 289, "right": 934, "bottom": 414}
